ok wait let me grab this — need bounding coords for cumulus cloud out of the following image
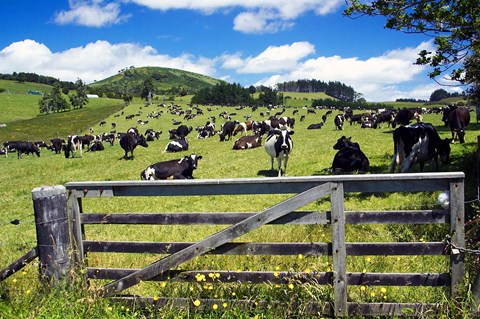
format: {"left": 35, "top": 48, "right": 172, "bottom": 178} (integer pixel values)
{"left": 222, "top": 42, "right": 316, "bottom": 73}
{"left": 250, "top": 41, "right": 444, "bottom": 101}
{"left": 129, "top": 0, "right": 343, "bottom": 33}
{"left": 0, "top": 39, "right": 217, "bottom": 83}
{"left": 54, "top": 0, "right": 130, "bottom": 27}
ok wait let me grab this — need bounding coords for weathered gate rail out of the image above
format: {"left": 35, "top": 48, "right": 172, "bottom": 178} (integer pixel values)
{"left": 30, "top": 172, "right": 465, "bottom": 317}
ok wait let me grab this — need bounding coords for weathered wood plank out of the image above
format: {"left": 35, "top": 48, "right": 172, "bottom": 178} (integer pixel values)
{"left": 84, "top": 241, "right": 448, "bottom": 256}
{"left": 0, "top": 247, "right": 38, "bottom": 282}
{"left": 80, "top": 210, "right": 448, "bottom": 225}
{"left": 89, "top": 268, "right": 450, "bottom": 287}
{"left": 331, "top": 182, "right": 347, "bottom": 316}
{"left": 109, "top": 296, "right": 440, "bottom": 316}
{"left": 101, "top": 183, "right": 332, "bottom": 297}
{"left": 65, "top": 172, "right": 464, "bottom": 197}
{"left": 449, "top": 180, "right": 465, "bottom": 297}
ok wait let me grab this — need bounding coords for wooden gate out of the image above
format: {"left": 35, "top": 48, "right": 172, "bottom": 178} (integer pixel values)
{"left": 31, "top": 172, "right": 465, "bottom": 317}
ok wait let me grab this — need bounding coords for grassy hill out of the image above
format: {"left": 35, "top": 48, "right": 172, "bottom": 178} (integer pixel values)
{"left": 87, "top": 66, "right": 223, "bottom": 95}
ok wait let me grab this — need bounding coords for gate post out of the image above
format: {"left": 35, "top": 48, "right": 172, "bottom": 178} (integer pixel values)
{"left": 32, "top": 185, "right": 73, "bottom": 285}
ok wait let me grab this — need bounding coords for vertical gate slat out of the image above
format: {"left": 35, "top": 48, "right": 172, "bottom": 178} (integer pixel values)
{"left": 331, "top": 182, "right": 347, "bottom": 317}
{"left": 449, "top": 180, "right": 465, "bottom": 297}
{"left": 101, "top": 182, "right": 332, "bottom": 297}
{"left": 67, "top": 191, "right": 84, "bottom": 265}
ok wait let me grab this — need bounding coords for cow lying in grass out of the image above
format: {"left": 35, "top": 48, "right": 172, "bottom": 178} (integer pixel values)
{"left": 140, "top": 154, "right": 202, "bottom": 180}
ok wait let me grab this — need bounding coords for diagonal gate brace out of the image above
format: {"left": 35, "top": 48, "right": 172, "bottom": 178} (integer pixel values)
{"left": 101, "top": 182, "right": 332, "bottom": 297}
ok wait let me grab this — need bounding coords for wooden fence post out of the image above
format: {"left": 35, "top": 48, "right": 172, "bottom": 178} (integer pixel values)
{"left": 32, "top": 185, "right": 73, "bottom": 285}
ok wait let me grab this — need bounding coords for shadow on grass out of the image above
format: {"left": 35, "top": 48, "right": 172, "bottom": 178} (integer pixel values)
{"left": 257, "top": 169, "right": 279, "bottom": 177}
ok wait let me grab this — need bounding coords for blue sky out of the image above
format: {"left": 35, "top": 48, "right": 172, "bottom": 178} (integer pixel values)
{"left": 0, "top": 0, "right": 463, "bottom": 101}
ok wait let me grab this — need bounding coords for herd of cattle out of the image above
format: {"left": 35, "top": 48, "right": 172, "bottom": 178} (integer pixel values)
{"left": 1, "top": 103, "right": 472, "bottom": 178}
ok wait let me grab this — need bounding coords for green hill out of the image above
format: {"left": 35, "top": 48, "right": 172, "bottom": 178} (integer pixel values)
{"left": 87, "top": 66, "right": 223, "bottom": 96}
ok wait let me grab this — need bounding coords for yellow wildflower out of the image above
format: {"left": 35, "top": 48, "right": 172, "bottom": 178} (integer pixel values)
{"left": 26, "top": 289, "right": 31, "bottom": 295}
{"left": 370, "top": 292, "right": 376, "bottom": 297}
{"left": 153, "top": 295, "right": 159, "bottom": 301}
{"left": 381, "top": 287, "right": 387, "bottom": 294}
{"left": 193, "top": 299, "right": 201, "bottom": 307}
{"left": 273, "top": 271, "right": 279, "bottom": 277}
{"left": 288, "top": 283, "right": 294, "bottom": 290}
{"left": 212, "top": 304, "right": 218, "bottom": 310}
{"left": 297, "top": 254, "right": 303, "bottom": 260}
{"left": 223, "top": 302, "right": 228, "bottom": 308}
{"left": 160, "top": 282, "right": 167, "bottom": 288}
{"left": 360, "top": 286, "right": 366, "bottom": 291}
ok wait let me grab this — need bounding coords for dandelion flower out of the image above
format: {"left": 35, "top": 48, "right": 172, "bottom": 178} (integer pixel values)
{"left": 231, "top": 292, "right": 236, "bottom": 296}
{"left": 326, "top": 267, "right": 332, "bottom": 272}
{"left": 26, "top": 289, "right": 31, "bottom": 295}
{"left": 381, "top": 287, "right": 387, "bottom": 294}
{"left": 275, "top": 266, "right": 280, "bottom": 270}
{"left": 189, "top": 287, "right": 194, "bottom": 291}
{"left": 215, "top": 273, "right": 220, "bottom": 278}
{"left": 288, "top": 283, "right": 294, "bottom": 290}
{"left": 298, "top": 254, "right": 303, "bottom": 260}
{"left": 360, "top": 286, "right": 366, "bottom": 291}
{"left": 212, "top": 304, "right": 218, "bottom": 310}
{"left": 223, "top": 302, "right": 228, "bottom": 308}
{"left": 153, "top": 295, "right": 159, "bottom": 301}
{"left": 160, "top": 282, "right": 167, "bottom": 288}
{"left": 273, "top": 271, "right": 279, "bottom": 278}
{"left": 370, "top": 292, "right": 376, "bottom": 297}
{"left": 208, "top": 273, "right": 214, "bottom": 278}
{"left": 362, "top": 268, "right": 367, "bottom": 273}
{"left": 12, "top": 279, "right": 17, "bottom": 284}
{"left": 107, "top": 306, "right": 112, "bottom": 311}
{"left": 193, "top": 299, "right": 201, "bottom": 307}
{"left": 366, "top": 257, "right": 372, "bottom": 262}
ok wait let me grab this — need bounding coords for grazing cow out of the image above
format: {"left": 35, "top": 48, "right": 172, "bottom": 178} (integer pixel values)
{"left": 331, "top": 136, "right": 369, "bottom": 173}
{"left": 4, "top": 141, "right": 40, "bottom": 159}
{"left": 64, "top": 135, "right": 83, "bottom": 158}
{"left": 264, "top": 128, "right": 294, "bottom": 177}
{"left": 334, "top": 114, "right": 345, "bottom": 130}
{"left": 119, "top": 132, "right": 149, "bottom": 159}
{"left": 444, "top": 107, "right": 470, "bottom": 143}
{"left": 391, "top": 108, "right": 415, "bottom": 128}
{"left": 219, "top": 121, "right": 236, "bottom": 141}
{"left": 50, "top": 138, "right": 65, "bottom": 154}
{"left": 390, "top": 123, "right": 451, "bottom": 173}
{"left": 233, "top": 121, "right": 253, "bottom": 136}
{"left": 140, "top": 154, "right": 202, "bottom": 180}
{"left": 101, "top": 133, "right": 116, "bottom": 146}
{"left": 145, "top": 129, "right": 162, "bottom": 141}
{"left": 307, "top": 123, "right": 324, "bottom": 130}
{"left": 233, "top": 134, "right": 262, "bottom": 150}
{"left": 375, "top": 110, "right": 395, "bottom": 128}
{"left": 164, "top": 136, "right": 189, "bottom": 152}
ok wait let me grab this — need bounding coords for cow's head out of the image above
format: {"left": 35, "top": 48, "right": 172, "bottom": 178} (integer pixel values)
{"left": 136, "top": 135, "right": 149, "bottom": 148}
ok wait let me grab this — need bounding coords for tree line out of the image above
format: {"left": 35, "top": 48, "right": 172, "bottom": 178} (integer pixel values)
{"left": 276, "top": 79, "right": 358, "bottom": 102}
{"left": 190, "top": 82, "right": 284, "bottom": 107}
{"left": 0, "top": 72, "right": 75, "bottom": 90}
{"left": 38, "top": 79, "right": 89, "bottom": 114}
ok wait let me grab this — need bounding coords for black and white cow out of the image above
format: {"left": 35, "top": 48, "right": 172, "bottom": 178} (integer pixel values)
{"left": 64, "top": 135, "right": 83, "bottom": 158}
{"left": 331, "top": 136, "right": 369, "bottom": 173}
{"left": 87, "top": 140, "right": 104, "bottom": 152}
{"left": 390, "top": 123, "right": 451, "bottom": 173}
{"left": 219, "top": 121, "right": 236, "bottom": 142}
{"left": 334, "top": 114, "right": 345, "bottom": 130}
{"left": 140, "top": 154, "right": 202, "bottom": 180}
{"left": 264, "top": 128, "right": 294, "bottom": 177}
{"left": 50, "top": 138, "right": 65, "bottom": 154}
{"left": 119, "top": 132, "right": 148, "bottom": 159}
{"left": 169, "top": 125, "right": 192, "bottom": 139}
{"left": 233, "top": 134, "right": 262, "bottom": 150}
{"left": 4, "top": 141, "right": 40, "bottom": 159}
{"left": 164, "top": 136, "right": 189, "bottom": 152}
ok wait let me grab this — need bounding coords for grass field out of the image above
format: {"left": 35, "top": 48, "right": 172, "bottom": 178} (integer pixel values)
{"left": 1, "top": 85, "right": 479, "bottom": 318}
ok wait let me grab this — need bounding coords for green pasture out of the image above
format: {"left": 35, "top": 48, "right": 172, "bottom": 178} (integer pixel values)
{"left": 0, "top": 91, "right": 479, "bottom": 318}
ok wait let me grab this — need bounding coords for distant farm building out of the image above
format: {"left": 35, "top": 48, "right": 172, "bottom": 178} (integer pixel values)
{"left": 87, "top": 94, "right": 99, "bottom": 99}
{"left": 27, "top": 90, "right": 42, "bottom": 95}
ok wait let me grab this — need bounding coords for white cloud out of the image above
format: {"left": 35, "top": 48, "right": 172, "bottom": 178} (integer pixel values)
{"left": 0, "top": 39, "right": 217, "bottom": 84}
{"left": 129, "top": 0, "right": 344, "bottom": 33}
{"left": 222, "top": 42, "right": 316, "bottom": 73}
{"left": 54, "top": 0, "right": 130, "bottom": 27}
{"left": 251, "top": 41, "right": 448, "bottom": 101}
{"left": 233, "top": 10, "right": 295, "bottom": 34}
